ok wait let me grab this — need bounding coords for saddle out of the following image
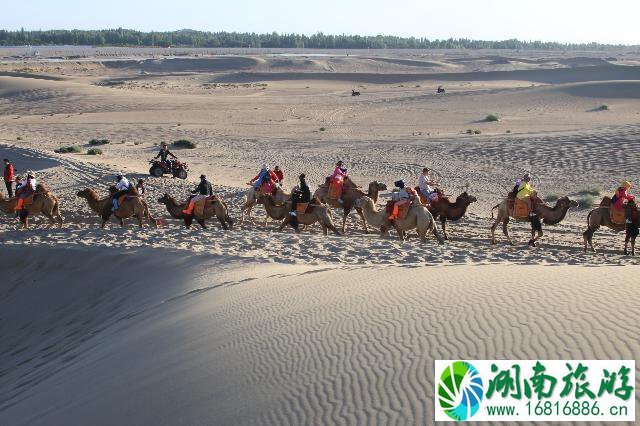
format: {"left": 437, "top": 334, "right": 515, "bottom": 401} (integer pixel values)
{"left": 610, "top": 207, "right": 626, "bottom": 225}
{"left": 509, "top": 198, "right": 531, "bottom": 220}
{"left": 194, "top": 195, "right": 218, "bottom": 217}
{"left": 296, "top": 202, "right": 311, "bottom": 214}
{"left": 23, "top": 194, "right": 35, "bottom": 207}
{"left": 385, "top": 200, "right": 410, "bottom": 220}
{"left": 328, "top": 181, "right": 342, "bottom": 199}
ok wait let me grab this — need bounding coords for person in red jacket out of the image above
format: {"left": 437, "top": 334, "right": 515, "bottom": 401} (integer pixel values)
{"left": 612, "top": 181, "right": 635, "bottom": 224}
{"left": 4, "top": 159, "right": 15, "bottom": 198}
{"left": 273, "top": 166, "right": 284, "bottom": 183}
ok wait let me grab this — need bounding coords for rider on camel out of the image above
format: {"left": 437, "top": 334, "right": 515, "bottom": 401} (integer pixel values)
{"left": 183, "top": 174, "right": 214, "bottom": 215}
{"left": 382, "top": 180, "right": 414, "bottom": 234}
{"left": 330, "top": 161, "right": 348, "bottom": 204}
{"left": 249, "top": 164, "right": 279, "bottom": 194}
{"left": 273, "top": 166, "right": 284, "bottom": 183}
{"left": 516, "top": 173, "right": 537, "bottom": 218}
{"left": 289, "top": 173, "right": 311, "bottom": 231}
{"left": 111, "top": 174, "right": 131, "bottom": 212}
{"left": 418, "top": 167, "right": 438, "bottom": 204}
{"left": 14, "top": 171, "right": 36, "bottom": 213}
{"left": 612, "top": 181, "right": 635, "bottom": 225}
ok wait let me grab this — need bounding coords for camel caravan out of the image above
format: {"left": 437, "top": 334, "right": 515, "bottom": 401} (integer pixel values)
{"left": 2, "top": 155, "right": 639, "bottom": 256}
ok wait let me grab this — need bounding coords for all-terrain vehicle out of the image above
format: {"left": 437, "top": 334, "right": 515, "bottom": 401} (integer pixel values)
{"left": 149, "top": 159, "right": 188, "bottom": 179}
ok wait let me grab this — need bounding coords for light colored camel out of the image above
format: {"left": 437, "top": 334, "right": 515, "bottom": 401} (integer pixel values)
{"left": 313, "top": 177, "right": 387, "bottom": 233}
{"left": 0, "top": 185, "right": 63, "bottom": 229}
{"left": 260, "top": 195, "right": 341, "bottom": 235}
{"left": 490, "top": 196, "right": 577, "bottom": 246}
{"left": 157, "top": 193, "right": 234, "bottom": 230}
{"left": 354, "top": 196, "right": 444, "bottom": 244}
{"left": 426, "top": 191, "right": 477, "bottom": 240}
{"left": 77, "top": 188, "right": 156, "bottom": 228}
{"left": 583, "top": 199, "right": 638, "bottom": 255}
{"left": 239, "top": 185, "right": 289, "bottom": 225}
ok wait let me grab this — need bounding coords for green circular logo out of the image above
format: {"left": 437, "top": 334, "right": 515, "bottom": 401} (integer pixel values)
{"left": 438, "top": 361, "right": 484, "bottom": 421}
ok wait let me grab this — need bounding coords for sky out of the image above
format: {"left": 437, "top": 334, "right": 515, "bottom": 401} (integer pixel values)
{"left": 2, "top": 0, "right": 639, "bottom": 45}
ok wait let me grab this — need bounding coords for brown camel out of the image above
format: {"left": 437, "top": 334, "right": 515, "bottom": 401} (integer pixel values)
{"left": 490, "top": 196, "right": 578, "bottom": 246}
{"left": 259, "top": 194, "right": 341, "bottom": 235}
{"left": 239, "top": 185, "right": 290, "bottom": 225}
{"left": 158, "top": 193, "right": 234, "bottom": 230}
{"left": 77, "top": 187, "right": 156, "bottom": 228}
{"left": 313, "top": 177, "right": 387, "bottom": 233}
{"left": 354, "top": 196, "right": 444, "bottom": 244}
{"left": 0, "top": 184, "right": 63, "bottom": 229}
{"left": 427, "top": 191, "right": 477, "bottom": 240}
{"left": 583, "top": 198, "right": 639, "bottom": 255}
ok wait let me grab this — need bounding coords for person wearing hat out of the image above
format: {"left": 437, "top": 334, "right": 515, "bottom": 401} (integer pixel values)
{"left": 3, "top": 158, "right": 15, "bottom": 198}
{"left": 14, "top": 171, "right": 36, "bottom": 213}
{"left": 288, "top": 173, "right": 311, "bottom": 231}
{"left": 154, "top": 142, "right": 177, "bottom": 165}
{"left": 183, "top": 174, "right": 214, "bottom": 215}
{"left": 383, "top": 180, "right": 413, "bottom": 233}
{"left": 612, "top": 181, "right": 635, "bottom": 224}
{"left": 111, "top": 173, "right": 131, "bottom": 212}
{"left": 516, "top": 173, "right": 537, "bottom": 217}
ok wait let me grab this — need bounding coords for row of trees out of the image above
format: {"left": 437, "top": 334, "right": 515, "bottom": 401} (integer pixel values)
{"left": 0, "top": 28, "right": 632, "bottom": 50}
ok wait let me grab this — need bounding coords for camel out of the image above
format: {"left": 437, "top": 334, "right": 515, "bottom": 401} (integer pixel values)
{"left": 583, "top": 198, "right": 639, "bottom": 255}
{"left": 157, "top": 193, "right": 234, "bottom": 230}
{"left": 77, "top": 187, "right": 156, "bottom": 228}
{"left": 313, "top": 177, "right": 387, "bottom": 233}
{"left": 239, "top": 185, "right": 289, "bottom": 225}
{"left": 259, "top": 195, "right": 341, "bottom": 236}
{"left": 490, "top": 196, "right": 578, "bottom": 246}
{"left": 0, "top": 184, "right": 63, "bottom": 229}
{"left": 354, "top": 196, "right": 444, "bottom": 244}
{"left": 427, "top": 191, "right": 477, "bottom": 240}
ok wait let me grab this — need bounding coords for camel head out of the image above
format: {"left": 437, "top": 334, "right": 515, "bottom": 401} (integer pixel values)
{"left": 556, "top": 196, "right": 579, "bottom": 210}
{"left": 157, "top": 193, "right": 171, "bottom": 205}
{"left": 76, "top": 188, "right": 98, "bottom": 200}
{"left": 368, "top": 181, "right": 387, "bottom": 192}
{"left": 457, "top": 191, "right": 478, "bottom": 206}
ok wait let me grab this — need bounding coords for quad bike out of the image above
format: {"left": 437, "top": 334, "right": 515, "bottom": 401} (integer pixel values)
{"left": 149, "top": 159, "right": 188, "bottom": 179}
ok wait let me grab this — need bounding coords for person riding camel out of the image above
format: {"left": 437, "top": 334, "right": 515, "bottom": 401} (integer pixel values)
{"left": 111, "top": 174, "right": 131, "bottom": 212}
{"left": 183, "top": 174, "right": 214, "bottom": 215}
{"left": 14, "top": 171, "right": 36, "bottom": 213}
{"left": 611, "top": 181, "right": 635, "bottom": 225}
{"left": 382, "top": 180, "right": 413, "bottom": 233}
{"left": 155, "top": 143, "right": 177, "bottom": 166}
{"left": 418, "top": 167, "right": 438, "bottom": 204}
{"left": 249, "top": 164, "right": 279, "bottom": 194}
{"left": 273, "top": 166, "right": 284, "bottom": 183}
{"left": 330, "top": 161, "right": 348, "bottom": 204}
{"left": 516, "top": 173, "right": 537, "bottom": 217}
{"left": 289, "top": 173, "right": 311, "bottom": 231}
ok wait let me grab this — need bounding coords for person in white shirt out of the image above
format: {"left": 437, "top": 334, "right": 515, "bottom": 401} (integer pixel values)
{"left": 15, "top": 171, "right": 37, "bottom": 213}
{"left": 112, "top": 174, "right": 131, "bottom": 212}
{"left": 418, "top": 167, "right": 438, "bottom": 203}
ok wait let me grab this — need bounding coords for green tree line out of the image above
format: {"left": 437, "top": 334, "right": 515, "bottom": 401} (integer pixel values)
{"left": 0, "top": 28, "right": 632, "bottom": 50}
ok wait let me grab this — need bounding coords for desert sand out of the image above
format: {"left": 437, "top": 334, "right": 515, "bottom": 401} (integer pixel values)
{"left": 0, "top": 48, "right": 639, "bottom": 424}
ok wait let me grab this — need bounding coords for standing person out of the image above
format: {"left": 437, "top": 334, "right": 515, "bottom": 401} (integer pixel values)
{"left": 183, "top": 174, "right": 214, "bottom": 215}
{"left": 111, "top": 174, "right": 131, "bottom": 212}
{"left": 4, "top": 159, "right": 15, "bottom": 198}
{"left": 136, "top": 178, "right": 146, "bottom": 195}
{"left": 273, "top": 166, "right": 284, "bottom": 184}
{"left": 289, "top": 173, "right": 311, "bottom": 231}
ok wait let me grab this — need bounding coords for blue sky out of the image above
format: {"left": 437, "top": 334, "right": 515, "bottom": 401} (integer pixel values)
{"left": 3, "top": 0, "right": 639, "bottom": 44}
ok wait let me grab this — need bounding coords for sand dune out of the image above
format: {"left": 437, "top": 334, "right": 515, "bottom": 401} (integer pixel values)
{"left": 0, "top": 244, "right": 638, "bottom": 425}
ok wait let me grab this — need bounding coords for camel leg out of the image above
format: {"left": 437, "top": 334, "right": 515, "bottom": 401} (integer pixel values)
{"left": 137, "top": 215, "right": 143, "bottom": 228}
{"left": 490, "top": 218, "right": 499, "bottom": 244}
{"left": 325, "top": 220, "right": 341, "bottom": 236}
{"left": 197, "top": 219, "right": 207, "bottom": 229}
{"left": 354, "top": 207, "right": 369, "bottom": 234}
{"left": 278, "top": 217, "right": 288, "bottom": 232}
{"left": 341, "top": 208, "right": 349, "bottom": 234}
{"left": 226, "top": 216, "right": 234, "bottom": 230}
{"left": 184, "top": 216, "right": 193, "bottom": 229}
{"left": 502, "top": 218, "right": 514, "bottom": 245}
{"left": 432, "top": 222, "right": 445, "bottom": 245}
{"left": 119, "top": 217, "right": 125, "bottom": 227}
{"left": 441, "top": 218, "right": 448, "bottom": 240}
{"left": 43, "top": 211, "right": 56, "bottom": 228}
{"left": 583, "top": 226, "right": 598, "bottom": 253}
{"left": 217, "top": 216, "right": 227, "bottom": 230}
